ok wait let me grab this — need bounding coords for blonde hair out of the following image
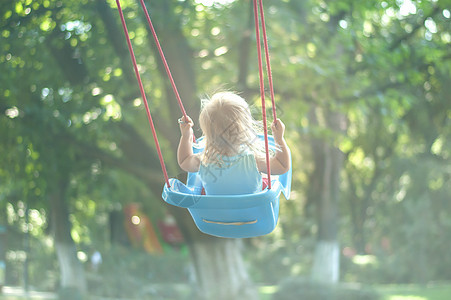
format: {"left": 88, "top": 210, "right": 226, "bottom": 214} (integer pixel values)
{"left": 199, "top": 92, "right": 265, "bottom": 165}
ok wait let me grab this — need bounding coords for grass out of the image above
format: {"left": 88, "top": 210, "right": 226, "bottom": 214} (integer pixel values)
{"left": 259, "top": 285, "right": 278, "bottom": 300}
{"left": 258, "top": 283, "right": 451, "bottom": 300}
{"left": 378, "top": 284, "right": 451, "bottom": 300}
{"left": 2, "top": 284, "right": 451, "bottom": 300}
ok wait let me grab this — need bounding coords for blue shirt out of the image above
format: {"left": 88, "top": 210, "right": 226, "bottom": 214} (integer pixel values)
{"left": 199, "top": 151, "right": 262, "bottom": 195}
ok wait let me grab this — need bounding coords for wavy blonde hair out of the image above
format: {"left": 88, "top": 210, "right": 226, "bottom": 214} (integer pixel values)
{"left": 199, "top": 92, "right": 265, "bottom": 165}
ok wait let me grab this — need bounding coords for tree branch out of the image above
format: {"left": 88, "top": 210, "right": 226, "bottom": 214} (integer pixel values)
{"left": 46, "top": 29, "right": 89, "bottom": 85}
{"left": 388, "top": 5, "right": 441, "bottom": 51}
{"left": 96, "top": 0, "right": 137, "bottom": 88}
{"left": 236, "top": 1, "right": 254, "bottom": 93}
{"left": 60, "top": 132, "right": 164, "bottom": 185}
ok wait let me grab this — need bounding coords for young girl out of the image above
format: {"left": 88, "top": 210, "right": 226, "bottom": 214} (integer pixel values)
{"left": 177, "top": 92, "right": 290, "bottom": 195}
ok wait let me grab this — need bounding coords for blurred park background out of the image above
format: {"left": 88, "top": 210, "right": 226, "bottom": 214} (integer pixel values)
{"left": 1, "top": 0, "right": 450, "bottom": 299}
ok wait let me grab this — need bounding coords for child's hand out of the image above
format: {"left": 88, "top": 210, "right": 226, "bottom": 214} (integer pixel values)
{"left": 271, "top": 118, "right": 285, "bottom": 143}
{"left": 179, "top": 115, "right": 194, "bottom": 138}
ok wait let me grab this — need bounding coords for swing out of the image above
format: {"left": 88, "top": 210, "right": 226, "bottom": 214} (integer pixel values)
{"left": 115, "top": 0, "right": 292, "bottom": 238}
{"left": 163, "top": 135, "right": 291, "bottom": 238}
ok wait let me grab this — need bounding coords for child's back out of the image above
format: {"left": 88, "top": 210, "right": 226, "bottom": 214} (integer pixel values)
{"left": 199, "top": 150, "right": 262, "bottom": 195}
{"left": 177, "top": 92, "right": 290, "bottom": 195}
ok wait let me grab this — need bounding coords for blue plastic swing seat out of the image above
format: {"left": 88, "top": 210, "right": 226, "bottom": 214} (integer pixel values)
{"left": 162, "top": 135, "right": 292, "bottom": 238}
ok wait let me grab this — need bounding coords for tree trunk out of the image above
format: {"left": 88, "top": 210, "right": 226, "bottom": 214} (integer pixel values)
{"left": 311, "top": 240, "right": 340, "bottom": 283}
{"left": 49, "top": 179, "right": 87, "bottom": 294}
{"left": 189, "top": 238, "right": 259, "bottom": 300}
{"left": 309, "top": 108, "right": 345, "bottom": 284}
{"left": 165, "top": 206, "right": 259, "bottom": 299}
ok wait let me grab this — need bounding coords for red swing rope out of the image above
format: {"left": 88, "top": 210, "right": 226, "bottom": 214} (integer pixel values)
{"left": 115, "top": 0, "right": 170, "bottom": 188}
{"left": 137, "top": 0, "right": 188, "bottom": 119}
{"left": 257, "top": 0, "right": 277, "bottom": 121}
{"left": 253, "top": 0, "right": 276, "bottom": 189}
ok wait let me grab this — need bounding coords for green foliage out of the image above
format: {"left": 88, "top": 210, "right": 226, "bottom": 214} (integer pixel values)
{"left": 4, "top": 225, "right": 58, "bottom": 290}
{"left": 87, "top": 246, "right": 190, "bottom": 298}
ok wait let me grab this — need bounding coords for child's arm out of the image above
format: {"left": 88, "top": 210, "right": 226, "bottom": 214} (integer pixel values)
{"left": 257, "top": 118, "right": 291, "bottom": 175}
{"left": 177, "top": 116, "right": 201, "bottom": 172}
